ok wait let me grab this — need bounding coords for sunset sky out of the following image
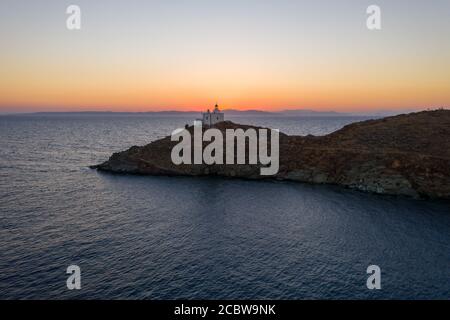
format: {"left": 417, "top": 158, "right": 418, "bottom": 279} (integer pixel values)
{"left": 1, "top": 0, "right": 449, "bottom": 113}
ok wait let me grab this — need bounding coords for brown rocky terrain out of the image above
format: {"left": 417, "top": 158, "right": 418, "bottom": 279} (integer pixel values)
{"left": 91, "top": 110, "right": 450, "bottom": 199}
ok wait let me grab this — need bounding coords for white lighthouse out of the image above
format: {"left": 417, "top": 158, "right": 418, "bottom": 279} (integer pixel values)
{"left": 201, "top": 104, "right": 225, "bottom": 126}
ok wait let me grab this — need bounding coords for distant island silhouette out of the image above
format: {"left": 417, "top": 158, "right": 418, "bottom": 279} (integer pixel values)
{"left": 6, "top": 107, "right": 429, "bottom": 117}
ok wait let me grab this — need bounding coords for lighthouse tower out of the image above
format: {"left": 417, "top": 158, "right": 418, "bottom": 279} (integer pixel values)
{"left": 202, "top": 104, "right": 225, "bottom": 126}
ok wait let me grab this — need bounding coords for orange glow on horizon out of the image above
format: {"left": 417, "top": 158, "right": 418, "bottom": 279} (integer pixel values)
{"left": 1, "top": 50, "right": 449, "bottom": 113}
{"left": 2, "top": 1, "right": 450, "bottom": 114}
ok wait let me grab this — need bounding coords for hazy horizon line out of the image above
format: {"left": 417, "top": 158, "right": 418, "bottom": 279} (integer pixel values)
{"left": 1, "top": 107, "right": 445, "bottom": 116}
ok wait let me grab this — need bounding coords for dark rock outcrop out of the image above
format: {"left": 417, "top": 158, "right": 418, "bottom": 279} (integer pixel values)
{"left": 91, "top": 110, "right": 450, "bottom": 199}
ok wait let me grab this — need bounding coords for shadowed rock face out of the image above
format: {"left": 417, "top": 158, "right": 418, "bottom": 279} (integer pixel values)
{"left": 92, "top": 110, "right": 450, "bottom": 199}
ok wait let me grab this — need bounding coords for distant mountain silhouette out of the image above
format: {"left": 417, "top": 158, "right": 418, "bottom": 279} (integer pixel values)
{"left": 223, "top": 109, "right": 349, "bottom": 116}
{"left": 10, "top": 107, "right": 435, "bottom": 117}
{"left": 279, "top": 109, "right": 345, "bottom": 116}
{"left": 28, "top": 110, "right": 346, "bottom": 117}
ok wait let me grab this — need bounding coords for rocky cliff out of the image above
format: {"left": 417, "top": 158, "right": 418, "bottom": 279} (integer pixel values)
{"left": 91, "top": 110, "right": 450, "bottom": 199}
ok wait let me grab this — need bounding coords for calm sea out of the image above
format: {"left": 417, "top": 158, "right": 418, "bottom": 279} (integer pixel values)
{"left": 0, "top": 114, "right": 449, "bottom": 299}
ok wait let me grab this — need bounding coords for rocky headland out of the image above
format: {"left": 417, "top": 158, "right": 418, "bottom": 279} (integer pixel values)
{"left": 91, "top": 110, "right": 450, "bottom": 199}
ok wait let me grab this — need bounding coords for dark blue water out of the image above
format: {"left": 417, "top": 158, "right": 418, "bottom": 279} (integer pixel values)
{"left": 0, "top": 114, "right": 449, "bottom": 299}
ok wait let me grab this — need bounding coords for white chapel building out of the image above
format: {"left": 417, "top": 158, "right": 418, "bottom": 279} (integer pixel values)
{"left": 200, "top": 104, "right": 225, "bottom": 126}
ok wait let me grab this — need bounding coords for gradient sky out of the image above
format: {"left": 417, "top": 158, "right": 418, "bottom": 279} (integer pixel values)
{"left": 1, "top": 0, "right": 449, "bottom": 112}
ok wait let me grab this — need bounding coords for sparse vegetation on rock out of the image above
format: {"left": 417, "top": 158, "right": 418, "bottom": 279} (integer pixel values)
{"left": 91, "top": 110, "right": 450, "bottom": 199}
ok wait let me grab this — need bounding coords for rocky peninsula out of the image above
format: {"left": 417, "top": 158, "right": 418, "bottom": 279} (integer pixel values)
{"left": 91, "top": 110, "right": 450, "bottom": 200}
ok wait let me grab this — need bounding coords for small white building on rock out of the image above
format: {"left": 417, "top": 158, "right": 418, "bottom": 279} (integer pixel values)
{"left": 200, "top": 104, "right": 225, "bottom": 126}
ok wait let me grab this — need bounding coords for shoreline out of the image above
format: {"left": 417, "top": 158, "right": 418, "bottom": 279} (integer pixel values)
{"left": 92, "top": 110, "right": 450, "bottom": 200}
